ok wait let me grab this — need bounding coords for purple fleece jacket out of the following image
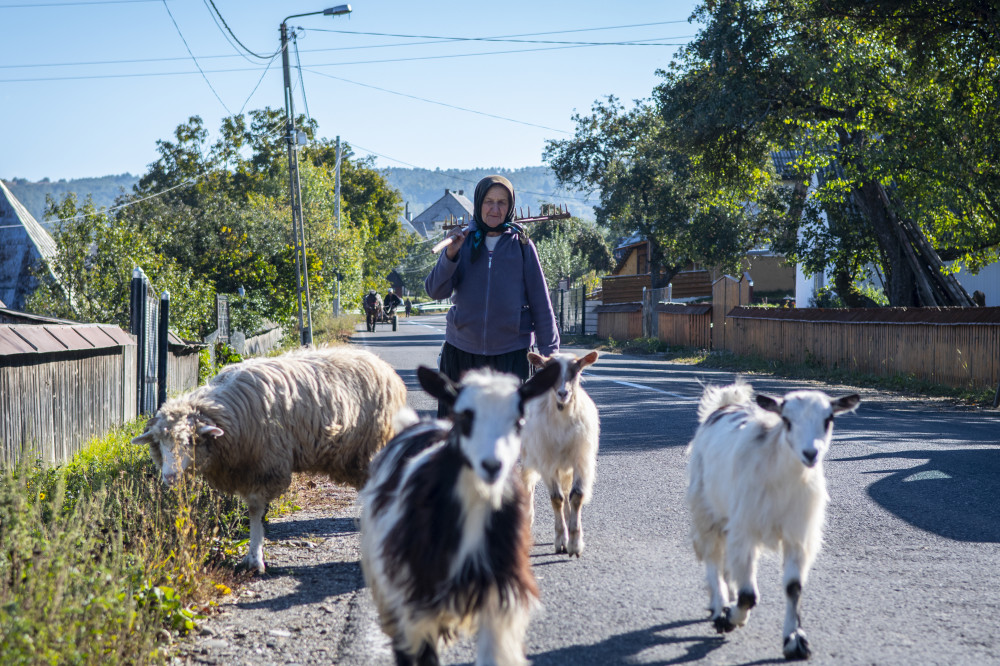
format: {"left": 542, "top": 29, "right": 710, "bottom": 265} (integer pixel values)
{"left": 424, "top": 225, "right": 559, "bottom": 357}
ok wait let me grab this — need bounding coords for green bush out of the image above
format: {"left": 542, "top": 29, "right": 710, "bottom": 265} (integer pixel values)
{"left": 0, "top": 422, "right": 250, "bottom": 664}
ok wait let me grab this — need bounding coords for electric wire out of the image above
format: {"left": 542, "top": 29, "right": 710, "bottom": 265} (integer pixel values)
{"left": 203, "top": 0, "right": 279, "bottom": 61}
{"left": 160, "top": 0, "right": 232, "bottom": 115}
{"left": 304, "top": 68, "right": 570, "bottom": 135}
{"left": 293, "top": 33, "right": 311, "bottom": 123}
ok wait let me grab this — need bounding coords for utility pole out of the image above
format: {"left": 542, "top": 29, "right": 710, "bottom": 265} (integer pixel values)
{"left": 335, "top": 134, "right": 342, "bottom": 316}
{"left": 280, "top": 21, "right": 312, "bottom": 345}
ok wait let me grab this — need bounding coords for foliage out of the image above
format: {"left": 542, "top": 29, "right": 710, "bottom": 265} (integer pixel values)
{"left": 655, "top": 0, "right": 999, "bottom": 306}
{"left": 3, "top": 174, "right": 138, "bottom": 228}
{"left": 26, "top": 108, "right": 410, "bottom": 337}
{"left": 25, "top": 193, "right": 214, "bottom": 337}
{"left": 544, "top": 96, "right": 786, "bottom": 287}
{"left": 0, "top": 422, "right": 250, "bottom": 665}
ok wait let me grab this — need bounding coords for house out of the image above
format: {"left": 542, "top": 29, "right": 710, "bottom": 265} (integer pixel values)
{"left": 0, "top": 180, "right": 58, "bottom": 310}
{"left": 408, "top": 189, "right": 474, "bottom": 239}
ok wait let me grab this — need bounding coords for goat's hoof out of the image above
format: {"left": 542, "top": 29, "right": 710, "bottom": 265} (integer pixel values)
{"left": 567, "top": 540, "right": 584, "bottom": 558}
{"left": 236, "top": 555, "right": 266, "bottom": 575}
{"left": 783, "top": 631, "right": 811, "bottom": 660}
{"left": 712, "top": 608, "right": 736, "bottom": 634}
{"left": 554, "top": 533, "right": 569, "bottom": 554}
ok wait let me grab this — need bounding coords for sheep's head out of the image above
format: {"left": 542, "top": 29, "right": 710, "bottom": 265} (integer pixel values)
{"left": 418, "top": 364, "right": 559, "bottom": 498}
{"left": 756, "top": 390, "right": 860, "bottom": 468}
{"left": 527, "top": 350, "right": 599, "bottom": 409}
{"left": 132, "top": 407, "right": 224, "bottom": 485}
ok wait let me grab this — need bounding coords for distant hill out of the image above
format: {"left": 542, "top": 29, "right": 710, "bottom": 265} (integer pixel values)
{"left": 3, "top": 166, "right": 597, "bottom": 229}
{"left": 383, "top": 166, "right": 597, "bottom": 221}
{"left": 3, "top": 174, "right": 139, "bottom": 227}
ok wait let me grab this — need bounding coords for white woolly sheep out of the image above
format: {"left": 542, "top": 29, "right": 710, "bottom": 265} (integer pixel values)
{"left": 132, "top": 345, "right": 407, "bottom": 573}
{"left": 520, "top": 350, "right": 601, "bottom": 557}
{"left": 686, "top": 381, "right": 859, "bottom": 660}
{"left": 359, "top": 363, "right": 560, "bottom": 666}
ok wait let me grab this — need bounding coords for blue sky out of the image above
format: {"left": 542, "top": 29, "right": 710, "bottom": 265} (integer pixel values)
{"left": 0, "top": 0, "right": 701, "bottom": 182}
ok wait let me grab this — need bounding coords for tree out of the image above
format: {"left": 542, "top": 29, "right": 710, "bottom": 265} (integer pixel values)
{"left": 657, "top": 0, "right": 995, "bottom": 306}
{"left": 27, "top": 194, "right": 213, "bottom": 337}
{"left": 544, "top": 97, "right": 784, "bottom": 287}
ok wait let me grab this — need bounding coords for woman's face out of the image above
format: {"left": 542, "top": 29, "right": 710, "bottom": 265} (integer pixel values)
{"left": 481, "top": 184, "right": 511, "bottom": 229}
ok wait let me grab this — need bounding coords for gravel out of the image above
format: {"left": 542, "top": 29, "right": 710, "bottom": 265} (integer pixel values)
{"left": 174, "top": 477, "right": 371, "bottom": 666}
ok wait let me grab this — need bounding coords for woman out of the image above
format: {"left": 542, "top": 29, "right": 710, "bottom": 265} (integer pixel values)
{"left": 425, "top": 174, "right": 559, "bottom": 416}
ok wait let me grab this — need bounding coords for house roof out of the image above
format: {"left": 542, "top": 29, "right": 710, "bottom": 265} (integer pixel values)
{"left": 771, "top": 150, "right": 801, "bottom": 181}
{"left": 410, "top": 189, "right": 474, "bottom": 239}
{"left": 0, "top": 180, "right": 58, "bottom": 310}
{"left": 0, "top": 322, "right": 133, "bottom": 356}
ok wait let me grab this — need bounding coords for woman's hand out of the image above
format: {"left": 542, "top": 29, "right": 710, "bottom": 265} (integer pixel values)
{"left": 444, "top": 226, "right": 470, "bottom": 260}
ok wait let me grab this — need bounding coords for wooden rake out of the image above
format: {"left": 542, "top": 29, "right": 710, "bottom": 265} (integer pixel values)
{"left": 431, "top": 204, "right": 572, "bottom": 254}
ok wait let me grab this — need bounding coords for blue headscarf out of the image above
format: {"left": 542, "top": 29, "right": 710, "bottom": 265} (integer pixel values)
{"left": 469, "top": 175, "right": 525, "bottom": 263}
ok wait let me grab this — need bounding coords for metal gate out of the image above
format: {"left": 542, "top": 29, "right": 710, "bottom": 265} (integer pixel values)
{"left": 549, "top": 286, "right": 590, "bottom": 335}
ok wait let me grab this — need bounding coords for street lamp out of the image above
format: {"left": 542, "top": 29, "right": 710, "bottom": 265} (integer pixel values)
{"left": 280, "top": 5, "right": 352, "bottom": 346}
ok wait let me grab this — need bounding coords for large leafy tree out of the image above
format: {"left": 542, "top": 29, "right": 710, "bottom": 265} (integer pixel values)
{"left": 657, "top": 0, "right": 997, "bottom": 306}
{"left": 27, "top": 194, "right": 213, "bottom": 337}
{"left": 544, "top": 96, "right": 785, "bottom": 287}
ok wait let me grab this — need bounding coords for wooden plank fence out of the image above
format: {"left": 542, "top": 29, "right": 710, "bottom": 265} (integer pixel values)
{"left": 1, "top": 324, "right": 137, "bottom": 467}
{"left": 726, "top": 306, "right": 1000, "bottom": 390}
{"left": 657, "top": 303, "right": 712, "bottom": 348}
{"left": 594, "top": 302, "right": 642, "bottom": 340}
{"left": 712, "top": 273, "right": 753, "bottom": 352}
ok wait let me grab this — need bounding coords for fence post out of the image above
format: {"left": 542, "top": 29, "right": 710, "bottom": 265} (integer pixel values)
{"left": 157, "top": 291, "right": 169, "bottom": 409}
{"left": 580, "top": 286, "right": 586, "bottom": 336}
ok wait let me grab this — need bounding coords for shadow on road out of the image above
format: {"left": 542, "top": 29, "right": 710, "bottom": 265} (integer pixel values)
{"left": 236, "top": 560, "right": 364, "bottom": 612}
{"left": 528, "top": 618, "right": 745, "bottom": 665}
{"left": 266, "top": 516, "right": 357, "bottom": 539}
{"left": 834, "top": 447, "right": 1000, "bottom": 542}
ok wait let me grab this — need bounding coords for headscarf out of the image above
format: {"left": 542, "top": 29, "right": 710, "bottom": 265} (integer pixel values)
{"left": 469, "top": 175, "right": 525, "bottom": 263}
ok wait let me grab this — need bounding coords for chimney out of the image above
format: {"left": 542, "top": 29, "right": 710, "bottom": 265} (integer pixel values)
{"left": 445, "top": 188, "right": 450, "bottom": 196}
{"left": 405, "top": 202, "right": 411, "bottom": 221}
{"left": 458, "top": 190, "right": 464, "bottom": 195}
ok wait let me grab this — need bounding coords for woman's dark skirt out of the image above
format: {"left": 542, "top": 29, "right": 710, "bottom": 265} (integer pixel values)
{"left": 437, "top": 342, "right": 530, "bottom": 417}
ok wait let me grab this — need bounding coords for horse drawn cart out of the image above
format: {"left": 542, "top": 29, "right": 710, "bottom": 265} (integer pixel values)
{"left": 364, "top": 301, "right": 398, "bottom": 332}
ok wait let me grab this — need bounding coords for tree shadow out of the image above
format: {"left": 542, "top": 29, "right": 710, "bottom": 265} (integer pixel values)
{"left": 833, "top": 447, "right": 1000, "bottom": 542}
{"left": 266, "top": 516, "right": 357, "bottom": 540}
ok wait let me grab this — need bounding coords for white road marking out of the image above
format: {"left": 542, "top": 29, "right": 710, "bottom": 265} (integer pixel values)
{"left": 585, "top": 374, "right": 692, "bottom": 400}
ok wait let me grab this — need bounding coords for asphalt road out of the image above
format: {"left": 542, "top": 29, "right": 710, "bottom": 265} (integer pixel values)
{"left": 344, "top": 313, "right": 1000, "bottom": 666}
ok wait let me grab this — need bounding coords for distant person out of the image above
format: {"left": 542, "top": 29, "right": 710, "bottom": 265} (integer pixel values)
{"left": 383, "top": 288, "right": 402, "bottom": 313}
{"left": 425, "top": 174, "right": 559, "bottom": 416}
{"left": 404, "top": 298, "right": 412, "bottom": 317}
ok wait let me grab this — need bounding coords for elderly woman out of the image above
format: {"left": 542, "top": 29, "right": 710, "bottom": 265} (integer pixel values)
{"left": 425, "top": 174, "right": 559, "bottom": 415}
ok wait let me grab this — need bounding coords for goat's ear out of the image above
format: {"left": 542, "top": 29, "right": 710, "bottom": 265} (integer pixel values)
{"left": 526, "top": 352, "right": 547, "bottom": 368}
{"left": 520, "top": 362, "right": 561, "bottom": 402}
{"left": 755, "top": 394, "right": 782, "bottom": 414}
{"left": 831, "top": 394, "right": 860, "bottom": 415}
{"left": 578, "top": 350, "right": 599, "bottom": 369}
{"left": 417, "top": 366, "right": 459, "bottom": 408}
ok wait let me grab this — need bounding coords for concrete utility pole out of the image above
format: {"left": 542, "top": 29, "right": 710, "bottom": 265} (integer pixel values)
{"left": 280, "top": 5, "right": 352, "bottom": 344}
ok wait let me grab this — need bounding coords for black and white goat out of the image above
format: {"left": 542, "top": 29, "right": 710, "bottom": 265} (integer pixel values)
{"left": 359, "top": 363, "right": 560, "bottom": 666}
{"left": 520, "top": 351, "right": 600, "bottom": 557}
{"left": 686, "top": 381, "right": 859, "bottom": 660}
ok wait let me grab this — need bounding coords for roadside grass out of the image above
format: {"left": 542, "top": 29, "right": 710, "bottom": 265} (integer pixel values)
{"left": 311, "top": 311, "right": 362, "bottom": 345}
{"left": 560, "top": 333, "right": 995, "bottom": 407}
{"left": 0, "top": 420, "right": 296, "bottom": 665}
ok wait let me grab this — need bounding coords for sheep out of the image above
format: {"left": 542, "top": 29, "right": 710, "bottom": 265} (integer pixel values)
{"left": 359, "top": 363, "right": 561, "bottom": 666}
{"left": 520, "top": 350, "right": 601, "bottom": 557}
{"left": 132, "top": 345, "right": 407, "bottom": 574}
{"left": 686, "top": 381, "right": 859, "bottom": 660}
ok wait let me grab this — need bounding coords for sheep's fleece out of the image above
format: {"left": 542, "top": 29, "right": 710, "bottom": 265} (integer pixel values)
{"left": 137, "top": 345, "right": 408, "bottom": 497}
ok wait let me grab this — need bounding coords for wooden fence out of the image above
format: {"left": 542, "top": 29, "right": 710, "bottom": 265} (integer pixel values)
{"left": 594, "top": 302, "right": 642, "bottom": 340}
{"left": 712, "top": 273, "right": 753, "bottom": 352}
{"left": 657, "top": 303, "right": 712, "bottom": 348}
{"left": 0, "top": 324, "right": 137, "bottom": 467}
{"left": 726, "top": 306, "right": 1000, "bottom": 390}
{"left": 601, "top": 274, "right": 651, "bottom": 304}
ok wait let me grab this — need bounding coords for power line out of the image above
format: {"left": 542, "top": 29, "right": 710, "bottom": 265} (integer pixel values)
{"left": 0, "top": 0, "right": 158, "bottom": 7}
{"left": 203, "top": 0, "right": 279, "bottom": 61}
{"left": 160, "top": 0, "right": 231, "bottom": 114}
{"left": 304, "top": 68, "right": 570, "bottom": 135}
{"left": 309, "top": 29, "right": 688, "bottom": 46}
